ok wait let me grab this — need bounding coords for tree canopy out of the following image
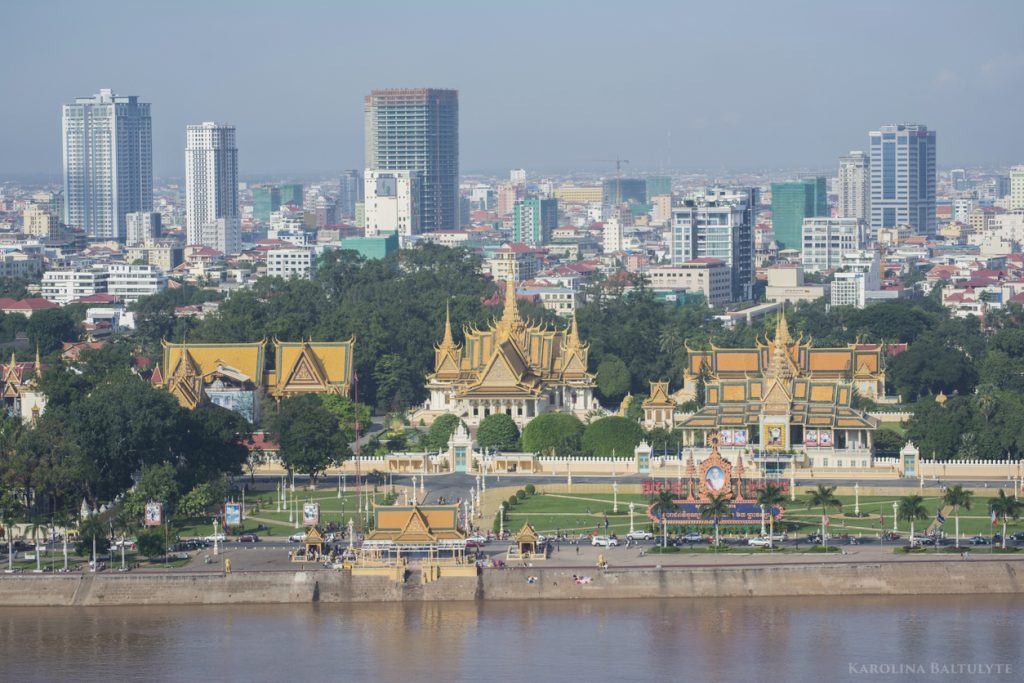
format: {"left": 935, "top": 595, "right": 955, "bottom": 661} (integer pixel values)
{"left": 581, "top": 416, "right": 643, "bottom": 457}
{"left": 520, "top": 412, "right": 584, "bottom": 455}
{"left": 476, "top": 413, "right": 520, "bottom": 451}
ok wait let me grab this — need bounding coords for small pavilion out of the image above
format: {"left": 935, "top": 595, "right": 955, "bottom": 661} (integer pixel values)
{"left": 291, "top": 527, "right": 324, "bottom": 563}
{"left": 507, "top": 521, "right": 547, "bottom": 562}
{"left": 356, "top": 504, "right": 474, "bottom": 581}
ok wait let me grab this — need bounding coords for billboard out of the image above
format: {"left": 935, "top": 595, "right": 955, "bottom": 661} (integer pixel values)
{"left": 224, "top": 503, "right": 242, "bottom": 526}
{"left": 143, "top": 502, "right": 162, "bottom": 527}
{"left": 733, "top": 430, "right": 747, "bottom": 447}
{"left": 302, "top": 502, "right": 320, "bottom": 526}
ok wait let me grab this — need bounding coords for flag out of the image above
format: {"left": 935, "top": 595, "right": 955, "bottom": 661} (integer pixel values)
{"left": 603, "top": 514, "right": 609, "bottom": 530}
{"left": 879, "top": 514, "right": 885, "bottom": 526}
{"left": 992, "top": 509, "right": 999, "bottom": 526}
{"left": 935, "top": 511, "right": 946, "bottom": 525}
{"left": 823, "top": 515, "right": 830, "bottom": 527}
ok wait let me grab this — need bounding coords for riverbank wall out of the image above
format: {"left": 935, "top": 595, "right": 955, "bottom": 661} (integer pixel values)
{"left": 0, "top": 559, "right": 1021, "bottom": 607}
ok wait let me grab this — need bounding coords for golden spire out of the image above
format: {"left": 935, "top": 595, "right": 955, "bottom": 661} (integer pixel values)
{"left": 566, "top": 310, "right": 581, "bottom": 348}
{"left": 495, "top": 278, "right": 523, "bottom": 339}
{"left": 441, "top": 300, "right": 455, "bottom": 348}
{"left": 774, "top": 307, "right": 792, "bottom": 346}
{"left": 768, "top": 307, "right": 794, "bottom": 380}
{"left": 34, "top": 345, "right": 41, "bottom": 378}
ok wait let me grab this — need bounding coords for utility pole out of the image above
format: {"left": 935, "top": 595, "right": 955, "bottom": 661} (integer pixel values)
{"left": 354, "top": 372, "right": 363, "bottom": 532}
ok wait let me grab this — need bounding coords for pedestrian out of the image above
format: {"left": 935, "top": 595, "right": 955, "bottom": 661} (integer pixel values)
{"left": 576, "top": 545, "right": 580, "bottom": 556}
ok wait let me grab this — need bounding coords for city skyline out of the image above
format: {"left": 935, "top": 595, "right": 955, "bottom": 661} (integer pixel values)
{"left": 4, "top": 0, "right": 1024, "bottom": 177}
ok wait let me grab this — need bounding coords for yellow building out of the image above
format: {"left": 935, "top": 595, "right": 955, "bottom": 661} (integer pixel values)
{"left": 673, "top": 310, "right": 882, "bottom": 472}
{"left": 424, "top": 280, "right": 597, "bottom": 434}
{"left": 155, "top": 338, "right": 354, "bottom": 423}
{"left": 553, "top": 186, "right": 603, "bottom": 204}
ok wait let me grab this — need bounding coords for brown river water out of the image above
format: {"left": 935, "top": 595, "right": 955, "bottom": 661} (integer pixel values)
{"left": 0, "top": 595, "right": 1020, "bottom": 682}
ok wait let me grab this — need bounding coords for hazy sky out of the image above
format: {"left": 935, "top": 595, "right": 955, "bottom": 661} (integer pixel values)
{"left": 4, "top": 0, "right": 1024, "bottom": 178}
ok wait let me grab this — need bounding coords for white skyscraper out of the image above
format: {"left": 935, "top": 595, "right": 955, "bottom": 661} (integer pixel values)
{"left": 837, "top": 151, "right": 869, "bottom": 221}
{"left": 62, "top": 89, "right": 152, "bottom": 241}
{"left": 185, "top": 122, "right": 240, "bottom": 255}
{"left": 869, "top": 124, "right": 936, "bottom": 236}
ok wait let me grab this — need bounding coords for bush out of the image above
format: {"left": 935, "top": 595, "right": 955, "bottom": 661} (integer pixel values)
{"left": 648, "top": 545, "right": 681, "bottom": 554}
{"left": 423, "top": 414, "right": 465, "bottom": 452}
{"left": 136, "top": 529, "right": 166, "bottom": 559}
{"left": 524, "top": 484, "right": 536, "bottom": 495}
{"left": 507, "top": 496, "right": 518, "bottom": 507}
{"left": 516, "top": 489, "right": 526, "bottom": 500}
{"left": 476, "top": 413, "right": 521, "bottom": 450}
{"left": 521, "top": 413, "right": 585, "bottom": 454}
{"left": 581, "top": 416, "right": 643, "bottom": 457}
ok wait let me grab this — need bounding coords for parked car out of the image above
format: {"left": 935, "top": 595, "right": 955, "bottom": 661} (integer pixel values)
{"left": 681, "top": 532, "right": 704, "bottom": 543}
{"left": 238, "top": 534, "right": 261, "bottom": 543}
{"left": 112, "top": 539, "right": 137, "bottom": 550}
{"left": 968, "top": 536, "right": 990, "bottom": 545}
{"left": 626, "top": 530, "right": 654, "bottom": 541}
{"left": 747, "top": 537, "right": 775, "bottom": 548}
{"left": 591, "top": 535, "right": 619, "bottom": 547}
{"left": 806, "top": 533, "right": 822, "bottom": 544}
{"left": 204, "top": 532, "right": 227, "bottom": 543}
{"left": 910, "top": 536, "right": 934, "bottom": 547}
{"left": 466, "top": 534, "right": 488, "bottom": 546}
{"left": 288, "top": 532, "right": 307, "bottom": 543}
{"left": 1011, "top": 531, "right": 1024, "bottom": 542}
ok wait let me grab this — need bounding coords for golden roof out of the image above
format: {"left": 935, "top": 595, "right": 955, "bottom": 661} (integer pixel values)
{"left": 271, "top": 339, "right": 354, "bottom": 397}
{"left": 162, "top": 340, "right": 267, "bottom": 387}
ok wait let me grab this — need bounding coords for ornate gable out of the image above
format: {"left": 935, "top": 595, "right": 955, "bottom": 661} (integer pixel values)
{"left": 166, "top": 349, "right": 204, "bottom": 409}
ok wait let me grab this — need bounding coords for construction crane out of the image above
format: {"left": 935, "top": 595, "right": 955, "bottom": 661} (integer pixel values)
{"left": 591, "top": 156, "right": 630, "bottom": 205}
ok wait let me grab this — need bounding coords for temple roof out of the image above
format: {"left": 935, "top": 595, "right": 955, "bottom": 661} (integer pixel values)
{"left": 369, "top": 505, "right": 465, "bottom": 543}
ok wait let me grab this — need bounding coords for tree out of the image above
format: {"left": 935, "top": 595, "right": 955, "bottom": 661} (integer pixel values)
{"left": 651, "top": 489, "right": 677, "bottom": 548}
{"left": 112, "top": 511, "right": 137, "bottom": 571}
{"left": 700, "top": 491, "right": 733, "bottom": 548}
{"left": 27, "top": 308, "right": 79, "bottom": 355}
{"left": 695, "top": 361, "right": 711, "bottom": 408}
{"left": 624, "top": 394, "right": 645, "bottom": 423}
{"left": 423, "top": 413, "right": 465, "bottom": 452}
{"left": 476, "top": 413, "right": 520, "bottom": 451}
{"left": 268, "top": 395, "right": 347, "bottom": 483}
{"left": 520, "top": 413, "right": 584, "bottom": 455}
{"left": 320, "top": 394, "right": 372, "bottom": 445}
{"left": 805, "top": 485, "right": 842, "bottom": 549}
{"left": 0, "top": 492, "right": 23, "bottom": 572}
{"left": 24, "top": 517, "right": 47, "bottom": 572}
{"left": 373, "top": 353, "right": 417, "bottom": 412}
{"left": 581, "top": 416, "right": 643, "bottom": 457}
{"left": 872, "top": 429, "right": 906, "bottom": 457}
{"left": 988, "top": 489, "right": 1021, "bottom": 549}
{"left": 755, "top": 483, "right": 786, "bottom": 548}
{"left": 886, "top": 338, "right": 978, "bottom": 402}
{"left": 177, "top": 482, "right": 216, "bottom": 520}
{"left": 942, "top": 485, "right": 972, "bottom": 549}
{"left": 897, "top": 494, "right": 929, "bottom": 547}
{"left": 136, "top": 529, "right": 165, "bottom": 560}
{"left": 76, "top": 515, "right": 110, "bottom": 564}
{"left": 596, "top": 356, "right": 631, "bottom": 403}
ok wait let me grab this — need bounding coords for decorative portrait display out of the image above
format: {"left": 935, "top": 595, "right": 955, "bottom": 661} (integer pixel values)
{"left": 733, "top": 430, "right": 747, "bottom": 446}
{"left": 143, "top": 502, "right": 162, "bottom": 527}
{"left": 764, "top": 423, "right": 786, "bottom": 450}
{"left": 720, "top": 431, "right": 734, "bottom": 446}
{"left": 224, "top": 503, "right": 242, "bottom": 526}
{"left": 805, "top": 429, "right": 819, "bottom": 447}
{"left": 303, "top": 502, "right": 320, "bottom": 526}
{"left": 705, "top": 466, "right": 726, "bottom": 491}
{"left": 818, "top": 430, "right": 833, "bottom": 447}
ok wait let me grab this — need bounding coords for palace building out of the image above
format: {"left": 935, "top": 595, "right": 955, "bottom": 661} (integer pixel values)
{"left": 663, "top": 310, "right": 884, "bottom": 472}
{"left": 154, "top": 338, "right": 354, "bottom": 424}
{"left": 1, "top": 350, "right": 46, "bottom": 424}
{"left": 423, "top": 280, "right": 597, "bottom": 427}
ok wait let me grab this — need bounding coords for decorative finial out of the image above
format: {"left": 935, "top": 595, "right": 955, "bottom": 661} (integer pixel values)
{"left": 442, "top": 299, "right": 455, "bottom": 347}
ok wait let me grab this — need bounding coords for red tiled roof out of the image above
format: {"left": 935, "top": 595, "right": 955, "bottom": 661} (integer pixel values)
{"left": 242, "top": 432, "right": 280, "bottom": 452}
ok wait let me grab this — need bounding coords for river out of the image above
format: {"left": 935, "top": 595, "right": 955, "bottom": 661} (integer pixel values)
{"left": 0, "top": 595, "right": 1020, "bottom": 682}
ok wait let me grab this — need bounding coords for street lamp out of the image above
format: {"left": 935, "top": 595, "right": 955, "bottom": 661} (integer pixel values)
{"left": 854, "top": 482, "right": 860, "bottom": 516}
{"left": 612, "top": 479, "right": 619, "bottom": 514}
{"left": 629, "top": 502, "right": 635, "bottom": 535}
{"left": 892, "top": 501, "right": 899, "bottom": 532}
{"left": 760, "top": 504, "right": 766, "bottom": 537}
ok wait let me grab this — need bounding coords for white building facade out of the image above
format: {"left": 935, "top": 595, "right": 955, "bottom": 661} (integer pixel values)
{"left": 801, "top": 217, "right": 866, "bottom": 273}
{"left": 266, "top": 247, "right": 317, "bottom": 279}
{"left": 837, "top": 151, "right": 869, "bottom": 221}
{"left": 185, "top": 122, "right": 240, "bottom": 255}
{"left": 869, "top": 124, "right": 936, "bottom": 236}
{"left": 125, "top": 211, "right": 161, "bottom": 247}
{"left": 363, "top": 170, "right": 421, "bottom": 238}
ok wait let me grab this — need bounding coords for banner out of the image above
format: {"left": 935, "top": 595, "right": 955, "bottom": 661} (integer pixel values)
{"left": 224, "top": 503, "right": 242, "bottom": 526}
{"left": 805, "top": 430, "right": 818, "bottom": 447}
{"left": 144, "top": 502, "right": 162, "bottom": 527}
{"left": 302, "top": 502, "right": 320, "bottom": 526}
{"left": 733, "top": 430, "right": 747, "bottom": 446}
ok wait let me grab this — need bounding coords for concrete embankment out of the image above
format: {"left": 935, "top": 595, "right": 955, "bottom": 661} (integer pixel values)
{"left": 0, "top": 559, "right": 1021, "bottom": 607}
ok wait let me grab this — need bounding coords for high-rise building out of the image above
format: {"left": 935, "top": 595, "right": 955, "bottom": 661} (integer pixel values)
{"left": 801, "top": 217, "right": 866, "bottom": 273}
{"left": 1009, "top": 166, "right": 1024, "bottom": 210}
{"left": 670, "top": 188, "right": 757, "bottom": 301}
{"left": 496, "top": 182, "right": 525, "bottom": 217}
{"left": 645, "top": 176, "right": 672, "bottom": 199}
{"left": 62, "top": 89, "right": 152, "bottom": 241}
{"left": 510, "top": 168, "right": 526, "bottom": 185}
{"left": 512, "top": 197, "right": 558, "bottom": 245}
{"left": 338, "top": 170, "right": 364, "bottom": 218}
{"left": 771, "top": 178, "right": 827, "bottom": 250}
{"left": 185, "top": 122, "right": 240, "bottom": 254}
{"left": 602, "top": 178, "right": 646, "bottom": 206}
{"left": 22, "top": 204, "right": 61, "bottom": 240}
{"left": 125, "top": 211, "right": 161, "bottom": 247}
{"left": 279, "top": 184, "right": 304, "bottom": 207}
{"left": 364, "top": 88, "right": 459, "bottom": 231}
{"left": 363, "top": 170, "right": 421, "bottom": 238}
{"left": 869, "top": 124, "right": 936, "bottom": 236}
{"left": 252, "top": 186, "right": 281, "bottom": 223}
{"left": 838, "top": 152, "right": 870, "bottom": 221}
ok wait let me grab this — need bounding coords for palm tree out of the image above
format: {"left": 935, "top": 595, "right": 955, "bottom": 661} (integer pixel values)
{"left": 0, "top": 494, "right": 23, "bottom": 572}
{"left": 651, "top": 489, "right": 677, "bottom": 548}
{"left": 79, "top": 515, "right": 107, "bottom": 570}
{"left": 897, "top": 494, "right": 929, "bottom": 546}
{"left": 700, "top": 492, "right": 733, "bottom": 548}
{"left": 805, "top": 485, "right": 842, "bottom": 549}
{"left": 942, "top": 485, "right": 972, "bottom": 548}
{"left": 51, "top": 509, "right": 75, "bottom": 572}
{"left": 988, "top": 489, "right": 1022, "bottom": 550}
{"left": 24, "top": 517, "right": 47, "bottom": 572}
{"left": 755, "top": 483, "right": 786, "bottom": 549}
{"left": 658, "top": 328, "right": 682, "bottom": 355}
{"left": 113, "top": 511, "right": 137, "bottom": 571}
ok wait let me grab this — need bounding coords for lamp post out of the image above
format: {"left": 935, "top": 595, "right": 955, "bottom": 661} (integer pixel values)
{"left": 760, "top": 505, "right": 767, "bottom": 537}
{"left": 567, "top": 460, "right": 572, "bottom": 489}
{"left": 629, "top": 502, "right": 636, "bottom": 535}
{"left": 287, "top": 487, "right": 293, "bottom": 523}
{"left": 293, "top": 498, "right": 299, "bottom": 529}
{"left": 789, "top": 467, "right": 796, "bottom": 502}
{"left": 213, "top": 520, "right": 219, "bottom": 556}
{"left": 347, "top": 518, "right": 354, "bottom": 551}
{"left": 892, "top": 501, "right": 899, "bottom": 532}
{"left": 612, "top": 479, "right": 619, "bottom": 514}
{"left": 499, "top": 505, "right": 505, "bottom": 536}
{"left": 337, "top": 470, "right": 342, "bottom": 499}
{"left": 276, "top": 480, "right": 281, "bottom": 512}
{"left": 854, "top": 482, "right": 860, "bottom": 516}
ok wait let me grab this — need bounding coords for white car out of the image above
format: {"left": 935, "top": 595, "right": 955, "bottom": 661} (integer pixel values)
{"left": 747, "top": 537, "right": 775, "bottom": 548}
{"left": 288, "top": 532, "right": 307, "bottom": 543}
{"left": 466, "top": 534, "right": 488, "bottom": 545}
{"left": 626, "top": 530, "right": 654, "bottom": 541}
{"left": 204, "top": 532, "right": 227, "bottom": 543}
{"left": 591, "top": 535, "right": 619, "bottom": 547}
